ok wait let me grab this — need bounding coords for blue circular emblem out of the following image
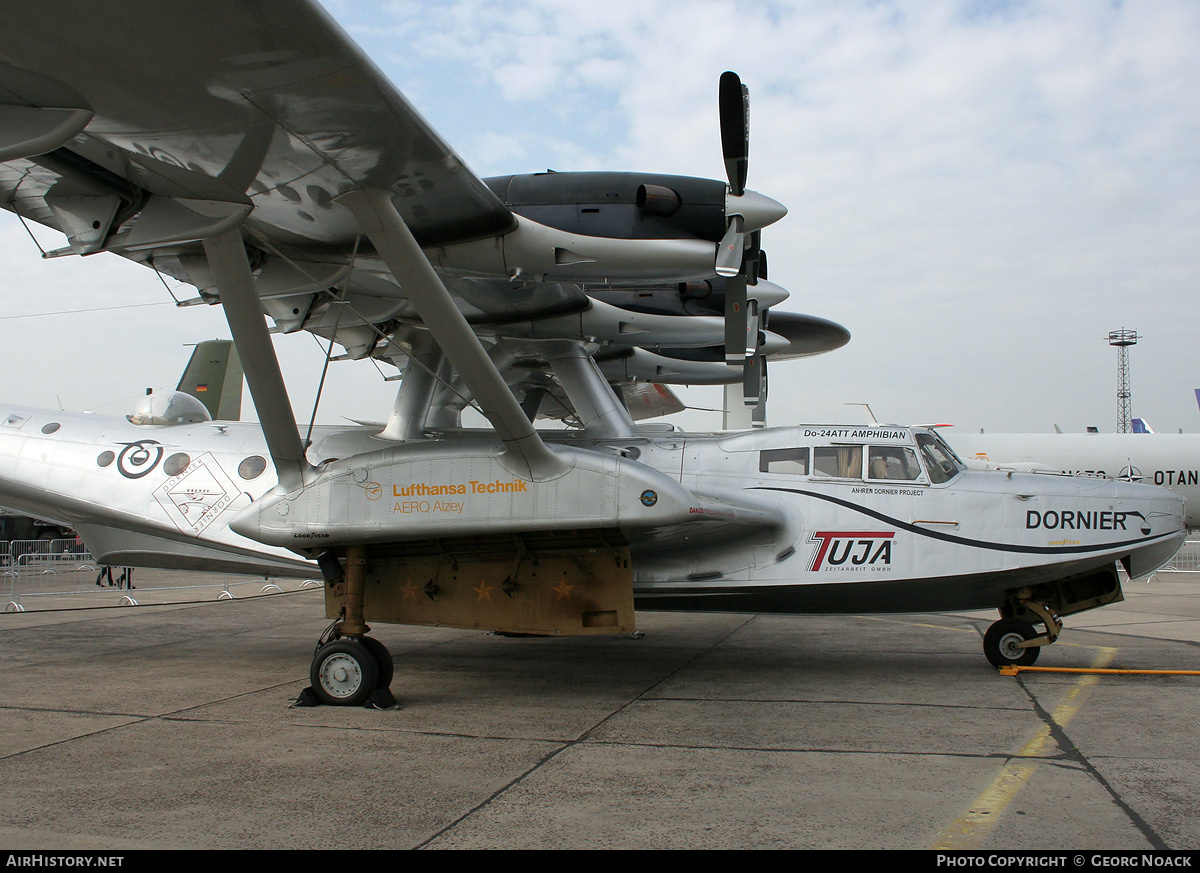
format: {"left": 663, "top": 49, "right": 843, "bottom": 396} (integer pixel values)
{"left": 640, "top": 489, "right": 658, "bottom": 507}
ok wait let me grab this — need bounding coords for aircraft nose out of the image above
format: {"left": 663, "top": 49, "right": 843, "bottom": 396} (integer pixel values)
{"left": 726, "top": 189, "right": 788, "bottom": 232}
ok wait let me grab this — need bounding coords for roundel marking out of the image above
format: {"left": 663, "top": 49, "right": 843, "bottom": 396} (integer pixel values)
{"left": 116, "top": 440, "right": 164, "bottom": 479}
{"left": 640, "top": 489, "right": 658, "bottom": 507}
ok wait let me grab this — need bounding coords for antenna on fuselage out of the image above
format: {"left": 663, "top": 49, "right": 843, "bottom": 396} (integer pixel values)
{"left": 845, "top": 402, "right": 878, "bottom": 426}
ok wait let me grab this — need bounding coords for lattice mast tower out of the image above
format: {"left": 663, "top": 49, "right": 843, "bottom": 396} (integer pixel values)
{"left": 1108, "top": 329, "right": 1139, "bottom": 434}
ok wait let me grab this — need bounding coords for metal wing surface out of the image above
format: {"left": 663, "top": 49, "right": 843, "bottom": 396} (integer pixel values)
{"left": 0, "top": 1, "right": 847, "bottom": 428}
{"left": 0, "top": 0, "right": 514, "bottom": 250}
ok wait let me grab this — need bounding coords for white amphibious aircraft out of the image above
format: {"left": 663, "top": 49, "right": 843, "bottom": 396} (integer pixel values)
{"left": 0, "top": 392, "right": 1184, "bottom": 695}
{"left": 947, "top": 430, "right": 1200, "bottom": 530}
{"left": 0, "top": 1, "right": 1186, "bottom": 704}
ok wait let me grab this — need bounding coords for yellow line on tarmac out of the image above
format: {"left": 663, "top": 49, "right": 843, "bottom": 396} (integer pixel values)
{"left": 857, "top": 614, "right": 979, "bottom": 634}
{"left": 930, "top": 647, "right": 1116, "bottom": 850}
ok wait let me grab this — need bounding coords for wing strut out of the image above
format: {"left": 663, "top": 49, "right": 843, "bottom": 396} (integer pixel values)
{"left": 335, "top": 188, "right": 566, "bottom": 481}
{"left": 541, "top": 341, "right": 635, "bottom": 440}
{"left": 379, "top": 333, "right": 444, "bottom": 441}
{"left": 202, "top": 228, "right": 313, "bottom": 492}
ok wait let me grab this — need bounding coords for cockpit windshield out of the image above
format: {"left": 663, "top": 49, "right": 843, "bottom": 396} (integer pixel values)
{"left": 915, "top": 431, "right": 963, "bottom": 484}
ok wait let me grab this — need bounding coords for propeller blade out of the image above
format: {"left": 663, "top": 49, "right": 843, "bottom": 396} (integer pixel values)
{"left": 715, "top": 214, "right": 744, "bottom": 277}
{"left": 719, "top": 71, "right": 749, "bottom": 197}
{"left": 744, "top": 230, "right": 762, "bottom": 285}
{"left": 752, "top": 359, "right": 768, "bottom": 428}
{"left": 724, "top": 273, "right": 748, "bottom": 363}
{"left": 742, "top": 353, "right": 763, "bottom": 406}
{"left": 745, "top": 298, "right": 760, "bottom": 354}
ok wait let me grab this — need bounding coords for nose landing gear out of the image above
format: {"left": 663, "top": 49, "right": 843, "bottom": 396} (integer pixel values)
{"left": 984, "top": 596, "right": 1063, "bottom": 669}
{"left": 983, "top": 618, "right": 1041, "bottom": 667}
{"left": 985, "top": 566, "right": 1126, "bottom": 669}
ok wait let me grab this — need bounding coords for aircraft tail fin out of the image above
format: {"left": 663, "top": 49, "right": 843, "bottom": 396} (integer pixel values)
{"left": 1131, "top": 418, "right": 1154, "bottom": 434}
{"left": 176, "top": 340, "right": 243, "bottom": 421}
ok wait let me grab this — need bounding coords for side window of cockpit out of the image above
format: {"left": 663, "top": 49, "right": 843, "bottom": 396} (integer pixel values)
{"left": 916, "top": 433, "right": 962, "bottom": 484}
{"left": 868, "top": 446, "right": 923, "bottom": 481}
{"left": 759, "top": 447, "right": 810, "bottom": 475}
{"left": 812, "top": 446, "right": 863, "bottom": 479}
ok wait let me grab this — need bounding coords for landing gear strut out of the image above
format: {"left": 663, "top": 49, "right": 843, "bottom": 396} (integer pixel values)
{"left": 302, "top": 545, "right": 398, "bottom": 708}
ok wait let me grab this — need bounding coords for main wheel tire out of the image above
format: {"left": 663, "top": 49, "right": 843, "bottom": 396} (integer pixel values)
{"left": 310, "top": 639, "right": 379, "bottom": 706}
{"left": 360, "top": 636, "right": 394, "bottom": 690}
{"left": 983, "top": 619, "right": 1041, "bottom": 668}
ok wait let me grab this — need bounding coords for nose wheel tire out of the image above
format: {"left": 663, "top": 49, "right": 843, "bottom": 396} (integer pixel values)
{"left": 310, "top": 638, "right": 379, "bottom": 706}
{"left": 983, "top": 619, "right": 1041, "bottom": 668}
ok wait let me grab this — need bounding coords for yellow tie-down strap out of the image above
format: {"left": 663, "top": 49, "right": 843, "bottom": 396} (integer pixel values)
{"left": 999, "top": 665, "right": 1200, "bottom": 676}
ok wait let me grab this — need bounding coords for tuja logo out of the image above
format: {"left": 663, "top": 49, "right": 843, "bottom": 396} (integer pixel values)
{"left": 808, "top": 531, "right": 894, "bottom": 571}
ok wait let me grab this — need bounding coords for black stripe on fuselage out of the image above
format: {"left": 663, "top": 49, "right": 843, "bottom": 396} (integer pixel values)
{"left": 750, "top": 486, "right": 1172, "bottom": 555}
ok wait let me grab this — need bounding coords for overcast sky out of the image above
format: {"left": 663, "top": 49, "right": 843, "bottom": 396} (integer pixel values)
{"left": 2, "top": 0, "right": 1196, "bottom": 437}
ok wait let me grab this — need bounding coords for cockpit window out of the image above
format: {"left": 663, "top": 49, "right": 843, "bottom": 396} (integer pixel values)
{"left": 930, "top": 430, "right": 965, "bottom": 466}
{"left": 868, "top": 446, "right": 922, "bottom": 481}
{"left": 759, "top": 447, "right": 809, "bottom": 476}
{"left": 813, "top": 446, "right": 863, "bottom": 479}
{"left": 916, "top": 433, "right": 962, "bottom": 484}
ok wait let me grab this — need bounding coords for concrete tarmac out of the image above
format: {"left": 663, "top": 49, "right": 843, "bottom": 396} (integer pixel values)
{"left": 1, "top": 571, "right": 1198, "bottom": 850}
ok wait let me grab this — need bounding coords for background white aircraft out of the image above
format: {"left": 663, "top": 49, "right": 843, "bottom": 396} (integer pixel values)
{"left": 947, "top": 429, "right": 1200, "bottom": 530}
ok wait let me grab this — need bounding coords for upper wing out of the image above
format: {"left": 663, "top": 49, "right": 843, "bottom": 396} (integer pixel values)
{"left": 0, "top": 1, "right": 846, "bottom": 430}
{"left": 0, "top": 0, "right": 514, "bottom": 252}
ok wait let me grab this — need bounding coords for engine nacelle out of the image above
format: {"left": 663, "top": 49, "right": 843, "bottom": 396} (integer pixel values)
{"left": 425, "top": 172, "right": 784, "bottom": 286}
{"left": 488, "top": 172, "right": 727, "bottom": 241}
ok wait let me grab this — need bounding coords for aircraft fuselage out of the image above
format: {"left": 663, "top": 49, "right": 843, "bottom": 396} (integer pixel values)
{"left": 0, "top": 406, "right": 1185, "bottom": 619}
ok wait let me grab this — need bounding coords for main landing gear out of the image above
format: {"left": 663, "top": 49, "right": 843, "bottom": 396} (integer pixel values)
{"left": 295, "top": 545, "right": 398, "bottom": 708}
{"left": 305, "top": 628, "right": 397, "bottom": 708}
